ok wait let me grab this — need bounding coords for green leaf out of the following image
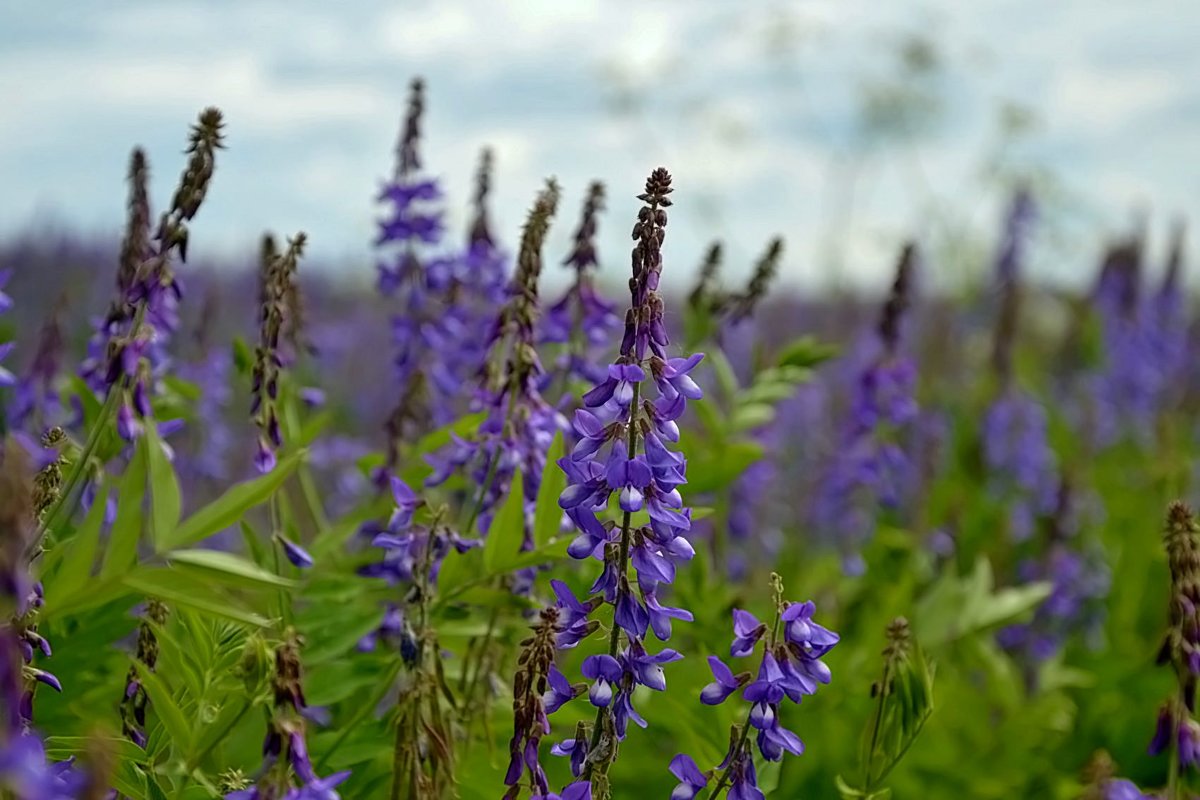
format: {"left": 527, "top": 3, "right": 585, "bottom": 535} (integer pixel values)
{"left": 45, "top": 735, "right": 151, "bottom": 766}
{"left": 438, "top": 536, "right": 570, "bottom": 607}
{"left": 483, "top": 470, "right": 525, "bottom": 572}
{"left": 145, "top": 427, "right": 182, "bottom": 552}
{"left": 777, "top": 335, "right": 838, "bottom": 368}
{"left": 682, "top": 440, "right": 763, "bottom": 494}
{"left": 41, "top": 482, "right": 108, "bottom": 594}
{"left": 914, "top": 557, "right": 1051, "bottom": 647}
{"left": 167, "top": 549, "right": 296, "bottom": 590}
{"left": 110, "top": 762, "right": 150, "bottom": 800}
{"left": 231, "top": 336, "right": 253, "bottom": 374}
{"left": 730, "top": 402, "right": 776, "bottom": 433}
{"left": 123, "top": 568, "right": 272, "bottom": 627}
{"left": 533, "top": 434, "right": 566, "bottom": 548}
{"left": 132, "top": 660, "right": 194, "bottom": 753}
{"left": 836, "top": 775, "right": 891, "bottom": 799}
{"left": 100, "top": 441, "right": 148, "bottom": 578}
{"left": 167, "top": 451, "right": 302, "bottom": 550}
{"left": 707, "top": 348, "right": 741, "bottom": 401}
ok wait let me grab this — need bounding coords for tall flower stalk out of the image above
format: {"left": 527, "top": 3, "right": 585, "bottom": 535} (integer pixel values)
{"left": 226, "top": 631, "right": 350, "bottom": 799}
{"left": 811, "top": 244, "right": 919, "bottom": 575}
{"left": 250, "top": 233, "right": 307, "bottom": 474}
{"left": 542, "top": 181, "right": 620, "bottom": 398}
{"left": 426, "top": 180, "right": 563, "bottom": 542}
{"left": 357, "top": 480, "right": 477, "bottom": 799}
{"left": 42, "top": 110, "right": 224, "bottom": 546}
{"left": 376, "top": 78, "right": 448, "bottom": 469}
{"left": 982, "top": 190, "right": 1057, "bottom": 541}
{"left": 1150, "top": 502, "right": 1200, "bottom": 796}
{"left": 537, "top": 168, "right": 704, "bottom": 798}
{"left": 0, "top": 439, "right": 86, "bottom": 796}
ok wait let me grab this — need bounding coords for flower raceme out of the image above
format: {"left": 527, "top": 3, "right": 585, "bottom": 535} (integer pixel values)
{"left": 538, "top": 168, "right": 705, "bottom": 794}
{"left": 671, "top": 587, "right": 840, "bottom": 800}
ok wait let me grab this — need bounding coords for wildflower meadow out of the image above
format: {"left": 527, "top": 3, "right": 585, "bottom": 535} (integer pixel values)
{"left": 0, "top": 74, "right": 1196, "bottom": 800}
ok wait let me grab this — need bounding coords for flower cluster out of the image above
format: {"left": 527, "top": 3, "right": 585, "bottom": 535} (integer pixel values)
{"left": 997, "top": 481, "right": 1110, "bottom": 665}
{"left": 543, "top": 169, "right": 704, "bottom": 791}
{"left": 427, "top": 180, "right": 564, "bottom": 544}
{"left": 1083, "top": 235, "right": 1177, "bottom": 447}
{"left": 541, "top": 181, "right": 621, "bottom": 395}
{"left": 376, "top": 78, "right": 450, "bottom": 460}
{"left": 423, "top": 148, "right": 512, "bottom": 424}
{"left": 357, "top": 477, "right": 479, "bottom": 655}
{"left": 79, "top": 111, "right": 224, "bottom": 442}
{"left": 226, "top": 631, "right": 349, "bottom": 800}
{"left": 250, "top": 233, "right": 307, "bottom": 473}
{"left": 670, "top": 582, "right": 839, "bottom": 800}
{"left": 982, "top": 390, "right": 1057, "bottom": 541}
{"left": 811, "top": 244, "right": 919, "bottom": 575}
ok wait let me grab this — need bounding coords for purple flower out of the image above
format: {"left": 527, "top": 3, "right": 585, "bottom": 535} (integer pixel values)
{"left": 280, "top": 538, "right": 314, "bottom": 569}
{"left": 581, "top": 655, "right": 622, "bottom": 707}
{"left": 549, "top": 736, "right": 588, "bottom": 778}
{"left": 700, "top": 656, "right": 744, "bottom": 705}
{"left": 668, "top": 753, "right": 709, "bottom": 800}
{"left": 731, "top": 609, "right": 767, "bottom": 657}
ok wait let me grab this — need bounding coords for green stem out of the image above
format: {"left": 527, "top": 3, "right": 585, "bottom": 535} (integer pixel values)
{"left": 34, "top": 387, "right": 121, "bottom": 551}
{"left": 700, "top": 712, "right": 754, "bottom": 800}
{"left": 185, "top": 700, "right": 253, "bottom": 771}
{"left": 315, "top": 658, "right": 403, "bottom": 772}
{"left": 296, "top": 464, "right": 330, "bottom": 532}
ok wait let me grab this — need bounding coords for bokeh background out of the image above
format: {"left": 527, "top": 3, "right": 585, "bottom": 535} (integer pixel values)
{"left": 3, "top": 0, "right": 1198, "bottom": 290}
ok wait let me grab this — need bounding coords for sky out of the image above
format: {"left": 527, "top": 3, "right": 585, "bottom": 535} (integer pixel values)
{"left": 1, "top": 0, "right": 1197, "bottom": 291}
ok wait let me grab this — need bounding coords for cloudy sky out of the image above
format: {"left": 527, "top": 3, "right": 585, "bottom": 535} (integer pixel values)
{"left": 1, "top": 0, "right": 1197, "bottom": 290}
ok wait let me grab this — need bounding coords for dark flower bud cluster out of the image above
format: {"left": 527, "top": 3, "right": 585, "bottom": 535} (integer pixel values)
{"left": 541, "top": 169, "right": 704, "bottom": 795}
{"left": 225, "top": 631, "right": 349, "bottom": 799}
{"left": 989, "top": 189, "right": 1034, "bottom": 383}
{"left": 671, "top": 577, "right": 839, "bottom": 800}
{"left": 427, "top": 181, "right": 564, "bottom": 545}
{"left": 119, "top": 599, "right": 168, "bottom": 748}
{"left": 504, "top": 605, "right": 590, "bottom": 800}
{"left": 727, "top": 237, "right": 783, "bottom": 324}
{"left": 686, "top": 241, "right": 724, "bottom": 316}
{"left": 1148, "top": 502, "right": 1200, "bottom": 772}
{"left": 250, "top": 233, "right": 307, "bottom": 473}
{"left": 812, "top": 243, "right": 920, "bottom": 575}
{"left": 541, "top": 181, "right": 621, "bottom": 392}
